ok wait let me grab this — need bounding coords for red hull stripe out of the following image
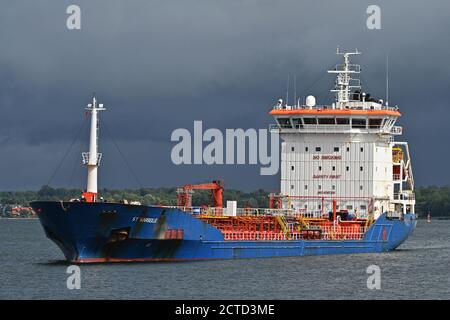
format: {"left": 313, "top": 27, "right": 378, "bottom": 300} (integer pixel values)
{"left": 73, "top": 257, "right": 217, "bottom": 263}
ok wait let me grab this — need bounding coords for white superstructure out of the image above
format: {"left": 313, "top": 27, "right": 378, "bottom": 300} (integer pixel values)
{"left": 270, "top": 49, "right": 415, "bottom": 220}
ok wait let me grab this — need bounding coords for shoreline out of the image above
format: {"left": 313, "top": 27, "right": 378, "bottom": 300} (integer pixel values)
{"left": 0, "top": 217, "right": 38, "bottom": 220}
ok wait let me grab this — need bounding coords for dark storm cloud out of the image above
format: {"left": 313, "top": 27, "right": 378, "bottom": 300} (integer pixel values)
{"left": 0, "top": 0, "right": 449, "bottom": 190}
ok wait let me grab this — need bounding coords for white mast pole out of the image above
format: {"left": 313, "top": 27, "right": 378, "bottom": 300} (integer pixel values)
{"left": 83, "top": 96, "right": 105, "bottom": 202}
{"left": 327, "top": 47, "right": 361, "bottom": 108}
{"left": 87, "top": 96, "right": 99, "bottom": 193}
{"left": 386, "top": 54, "right": 389, "bottom": 107}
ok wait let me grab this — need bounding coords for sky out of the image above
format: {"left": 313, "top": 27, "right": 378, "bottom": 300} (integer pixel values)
{"left": 0, "top": 0, "right": 449, "bottom": 191}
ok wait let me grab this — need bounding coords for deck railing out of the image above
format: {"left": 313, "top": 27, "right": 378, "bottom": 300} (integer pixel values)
{"left": 270, "top": 123, "right": 396, "bottom": 134}
{"left": 174, "top": 206, "right": 326, "bottom": 219}
{"left": 320, "top": 225, "right": 368, "bottom": 240}
{"left": 223, "top": 232, "right": 288, "bottom": 241}
{"left": 393, "top": 193, "right": 415, "bottom": 200}
{"left": 272, "top": 104, "right": 399, "bottom": 112}
{"left": 221, "top": 225, "right": 368, "bottom": 241}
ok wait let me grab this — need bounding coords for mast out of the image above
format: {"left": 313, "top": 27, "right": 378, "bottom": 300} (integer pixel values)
{"left": 386, "top": 54, "right": 389, "bottom": 107}
{"left": 82, "top": 96, "right": 105, "bottom": 202}
{"left": 327, "top": 48, "right": 361, "bottom": 108}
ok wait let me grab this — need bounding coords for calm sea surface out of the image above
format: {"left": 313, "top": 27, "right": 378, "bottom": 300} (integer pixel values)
{"left": 0, "top": 218, "right": 449, "bottom": 299}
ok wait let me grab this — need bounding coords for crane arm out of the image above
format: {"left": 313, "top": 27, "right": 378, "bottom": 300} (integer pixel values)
{"left": 183, "top": 183, "right": 222, "bottom": 190}
{"left": 177, "top": 180, "right": 224, "bottom": 208}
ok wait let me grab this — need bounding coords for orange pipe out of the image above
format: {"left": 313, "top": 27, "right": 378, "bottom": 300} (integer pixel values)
{"left": 332, "top": 199, "right": 337, "bottom": 222}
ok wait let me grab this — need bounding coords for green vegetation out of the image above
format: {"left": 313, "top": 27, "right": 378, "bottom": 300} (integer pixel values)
{"left": 415, "top": 186, "right": 450, "bottom": 218}
{"left": 1, "top": 185, "right": 450, "bottom": 218}
{"left": 0, "top": 185, "right": 270, "bottom": 208}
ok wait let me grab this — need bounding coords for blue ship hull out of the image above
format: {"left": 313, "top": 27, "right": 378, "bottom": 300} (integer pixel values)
{"left": 30, "top": 201, "right": 417, "bottom": 263}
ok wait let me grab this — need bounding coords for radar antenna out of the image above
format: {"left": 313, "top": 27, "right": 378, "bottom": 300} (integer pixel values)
{"left": 327, "top": 47, "right": 362, "bottom": 108}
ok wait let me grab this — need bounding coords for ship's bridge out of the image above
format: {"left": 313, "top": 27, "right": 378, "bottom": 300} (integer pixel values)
{"left": 269, "top": 102, "right": 402, "bottom": 135}
{"left": 270, "top": 48, "right": 402, "bottom": 136}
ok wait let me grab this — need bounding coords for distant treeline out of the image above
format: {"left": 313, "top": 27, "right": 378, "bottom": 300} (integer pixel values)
{"left": 414, "top": 186, "right": 450, "bottom": 217}
{"left": 0, "top": 185, "right": 269, "bottom": 209}
{"left": 1, "top": 185, "right": 449, "bottom": 217}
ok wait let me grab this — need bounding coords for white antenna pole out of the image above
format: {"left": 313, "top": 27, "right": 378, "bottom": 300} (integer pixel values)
{"left": 82, "top": 96, "right": 106, "bottom": 202}
{"left": 386, "top": 54, "right": 389, "bottom": 107}
{"left": 294, "top": 74, "right": 297, "bottom": 108}
{"left": 286, "top": 73, "right": 290, "bottom": 106}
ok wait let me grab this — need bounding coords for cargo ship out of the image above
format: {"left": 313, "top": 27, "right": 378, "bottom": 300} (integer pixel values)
{"left": 31, "top": 49, "right": 417, "bottom": 263}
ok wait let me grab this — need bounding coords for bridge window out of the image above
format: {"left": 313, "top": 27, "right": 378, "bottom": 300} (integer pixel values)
{"left": 303, "top": 118, "right": 317, "bottom": 125}
{"left": 277, "top": 118, "right": 292, "bottom": 128}
{"left": 318, "top": 166, "right": 322, "bottom": 171}
{"left": 334, "top": 147, "right": 340, "bottom": 152}
{"left": 291, "top": 166, "right": 295, "bottom": 171}
{"left": 315, "top": 147, "right": 321, "bottom": 152}
{"left": 318, "top": 118, "right": 335, "bottom": 125}
{"left": 292, "top": 118, "right": 302, "bottom": 129}
{"left": 304, "top": 185, "right": 308, "bottom": 190}
{"left": 332, "top": 166, "right": 336, "bottom": 171}
{"left": 336, "top": 118, "right": 350, "bottom": 125}
{"left": 291, "top": 146, "right": 295, "bottom": 151}
{"left": 369, "top": 118, "right": 383, "bottom": 128}
{"left": 305, "top": 147, "right": 309, "bottom": 152}
{"left": 352, "top": 118, "right": 366, "bottom": 128}
{"left": 360, "top": 166, "right": 363, "bottom": 171}
{"left": 346, "top": 166, "right": 349, "bottom": 171}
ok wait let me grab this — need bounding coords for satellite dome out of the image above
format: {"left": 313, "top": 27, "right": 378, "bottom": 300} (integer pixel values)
{"left": 306, "top": 95, "right": 316, "bottom": 108}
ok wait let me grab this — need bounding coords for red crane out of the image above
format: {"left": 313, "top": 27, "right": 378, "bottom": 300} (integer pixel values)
{"left": 177, "top": 180, "right": 224, "bottom": 208}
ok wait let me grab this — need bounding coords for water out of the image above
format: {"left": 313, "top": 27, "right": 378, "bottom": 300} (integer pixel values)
{"left": 0, "top": 218, "right": 449, "bottom": 299}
